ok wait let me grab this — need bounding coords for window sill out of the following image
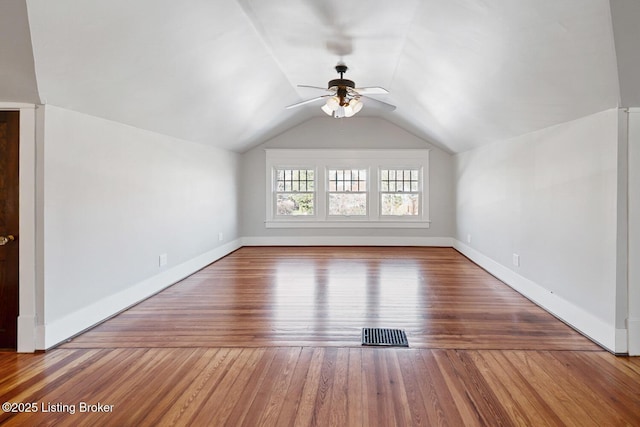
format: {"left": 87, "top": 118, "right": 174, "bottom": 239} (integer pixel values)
{"left": 265, "top": 220, "right": 431, "bottom": 229}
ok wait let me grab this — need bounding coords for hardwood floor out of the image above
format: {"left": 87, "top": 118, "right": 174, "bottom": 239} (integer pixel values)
{"left": 1, "top": 247, "right": 639, "bottom": 426}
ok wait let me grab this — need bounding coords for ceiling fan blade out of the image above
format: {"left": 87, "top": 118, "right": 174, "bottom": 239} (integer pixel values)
{"left": 297, "top": 85, "right": 332, "bottom": 92}
{"left": 361, "top": 95, "right": 396, "bottom": 111}
{"left": 285, "top": 95, "right": 332, "bottom": 109}
{"left": 354, "top": 86, "right": 389, "bottom": 95}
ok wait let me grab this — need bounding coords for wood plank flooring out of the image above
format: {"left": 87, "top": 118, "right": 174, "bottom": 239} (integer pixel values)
{"left": 1, "top": 347, "right": 639, "bottom": 426}
{"left": 1, "top": 246, "right": 639, "bottom": 426}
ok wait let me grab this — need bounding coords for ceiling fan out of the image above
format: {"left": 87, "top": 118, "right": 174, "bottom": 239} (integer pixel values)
{"left": 286, "top": 64, "right": 396, "bottom": 118}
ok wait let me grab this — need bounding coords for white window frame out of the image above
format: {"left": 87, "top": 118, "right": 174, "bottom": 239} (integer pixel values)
{"left": 265, "top": 149, "right": 430, "bottom": 228}
{"left": 273, "top": 167, "right": 317, "bottom": 217}
{"left": 326, "top": 167, "right": 369, "bottom": 219}
{"left": 379, "top": 167, "right": 422, "bottom": 218}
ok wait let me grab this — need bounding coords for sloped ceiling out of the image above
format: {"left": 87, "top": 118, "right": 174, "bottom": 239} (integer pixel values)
{"left": 610, "top": 0, "right": 640, "bottom": 107}
{"left": 2, "top": 1, "right": 631, "bottom": 153}
{"left": 0, "top": 0, "right": 39, "bottom": 103}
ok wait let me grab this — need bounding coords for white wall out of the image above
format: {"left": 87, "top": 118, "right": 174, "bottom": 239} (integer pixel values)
{"left": 240, "top": 117, "right": 454, "bottom": 245}
{"left": 39, "top": 105, "right": 241, "bottom": 348}
{"left": 454, "top": 109, "right": 623, "bottom": 351}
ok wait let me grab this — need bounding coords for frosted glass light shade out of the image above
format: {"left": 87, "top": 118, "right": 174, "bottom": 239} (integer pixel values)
{"left": 351, "top": 99, "right": 363, "bottom": 114}
{"left": 343, "top": 99, "right": 362, "bottom": 117}
{"left": 344, "top": 105, "right": 355, "bottom": 117}
{"left": 326, "top": 96, "right": 340, "bottom": 110}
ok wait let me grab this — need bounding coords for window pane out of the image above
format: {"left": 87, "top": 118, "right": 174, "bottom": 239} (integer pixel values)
{"left": 329, "top": 169, "right": 367, "bottom": 193}
{"left": 381, "top": 194, "right": 419, "bottom": 216}
{"left": 380, "top": 168, "right": 419, "bottom": 194}
{"left": 276, "top": 169, "right": 314, "bottom": 193}
{"left": 277, "top": 193, "right": 314, "bottom": 215}
{"left": 308, "top": 171, "right": 315, "bottom": 190}
{"left": 329, "top": 194, "right": 367, "bottom": 216}
{"left": 275, "top": 169, "right": 315, "bottom": 216}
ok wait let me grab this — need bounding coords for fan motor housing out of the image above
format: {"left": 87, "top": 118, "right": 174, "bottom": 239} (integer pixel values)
{"left": 328, "top": 78, "right": 355, "bottom": 89}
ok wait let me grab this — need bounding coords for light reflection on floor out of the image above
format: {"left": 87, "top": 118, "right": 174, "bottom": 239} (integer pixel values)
{"left": 274, "top": 258, "right": 421, "bottom": 332}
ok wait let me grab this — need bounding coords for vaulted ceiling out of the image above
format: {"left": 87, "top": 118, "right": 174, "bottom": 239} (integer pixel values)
{"left": 1, "top": 0, "right": 639, "bottom": 153}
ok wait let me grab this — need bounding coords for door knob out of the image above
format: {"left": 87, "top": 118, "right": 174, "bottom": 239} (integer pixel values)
{"left": 0, "top": 235, "right": 15, "bottom": 245}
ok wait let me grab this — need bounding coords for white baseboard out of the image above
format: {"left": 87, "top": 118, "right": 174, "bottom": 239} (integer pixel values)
{"left": 41, "top": 239, "right": 242, "bottom": 349}
{"left": 453, "top": 240, "right": 621, "bottom": 353}
{"left": 17, "top": 315, "right": 36, "bottom": 353}
{"left": 242, "top": 236, "right": 454, "bottom": 247}
{"left": 618, "top": 328, "right": 630, "bottom": 354}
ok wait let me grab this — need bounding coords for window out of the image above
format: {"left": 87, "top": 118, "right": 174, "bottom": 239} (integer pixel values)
{"left": 275, "top": 169, "right": 315, "bottom": 216}
{"left": 380, "top": 169, "right": 420, "bottom": 216}
{"left": 328, "top": 169, "right": 367, "bottom": 216}
{"left": 266, "top": 149, "right": 430, "bottom": 228}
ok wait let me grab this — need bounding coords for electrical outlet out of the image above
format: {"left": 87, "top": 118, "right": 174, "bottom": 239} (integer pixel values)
{"left": 159, "top": 253, "right": 168, "bottom": 267}
{"left": 218, "top": 232, "right": 224, "bottom": 241}
{"left": 466, "top": 234, "right": 472, "bottom": 244}
{"left": 512, "top": 254, "right": 520, "bottom": 267}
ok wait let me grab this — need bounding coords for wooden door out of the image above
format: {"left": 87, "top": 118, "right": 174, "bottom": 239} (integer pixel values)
{"left": 0, "top": 111, "right": 19, "bottom": 349}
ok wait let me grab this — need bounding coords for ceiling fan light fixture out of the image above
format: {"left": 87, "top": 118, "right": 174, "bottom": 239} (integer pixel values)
{"left": 287, "top": 63, "right": 395, "bottom": 117}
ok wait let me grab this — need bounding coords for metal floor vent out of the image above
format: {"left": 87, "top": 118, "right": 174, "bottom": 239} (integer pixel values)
{"left": 361, "top": 328, "right": 409, "bottom": 347}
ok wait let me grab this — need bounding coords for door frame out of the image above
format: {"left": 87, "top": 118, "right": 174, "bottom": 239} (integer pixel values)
{"left": 0, "top": 103, "right": 37, "bottom": 352}
{"left": 628, "top": 108, "right": 640, "bottom": 355}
